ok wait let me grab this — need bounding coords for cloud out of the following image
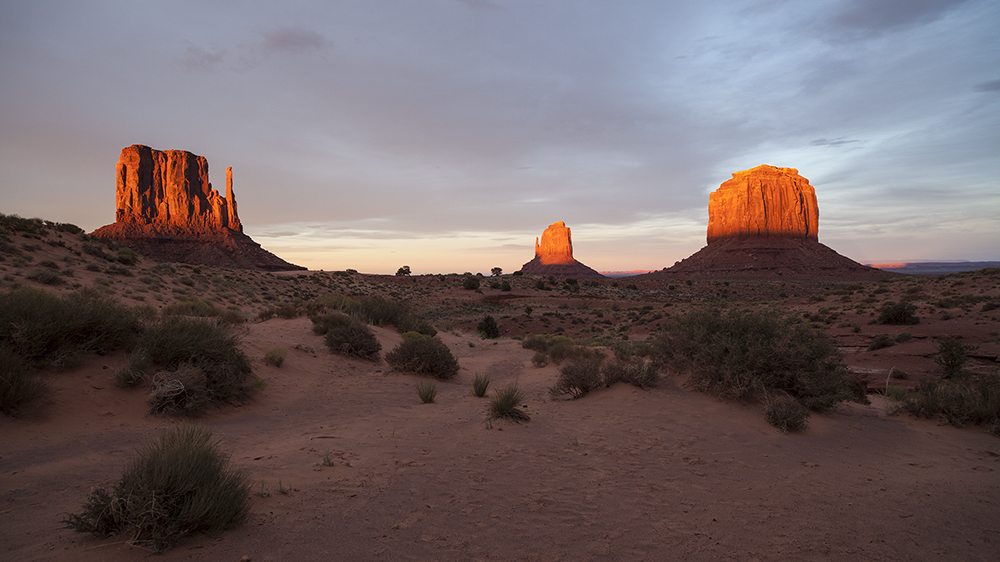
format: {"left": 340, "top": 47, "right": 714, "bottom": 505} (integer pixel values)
{"left": 177, "top": 42, "right": 227, "bottom": 72}
{"left": 810, "top": 138, "right": 862, "bottom": 147}
{"left": 827, "top": 0, "right": 970, "bottom": 38}
{"left": 973, "top": 78, "right": 1000, "bottom": 92}
{"left": 260, "top": 26, "right": 328, "bottom": 55}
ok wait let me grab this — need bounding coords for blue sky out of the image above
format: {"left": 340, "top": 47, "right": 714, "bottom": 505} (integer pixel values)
{"left": 1, "top": 0, "right": 997, "bottom": 274}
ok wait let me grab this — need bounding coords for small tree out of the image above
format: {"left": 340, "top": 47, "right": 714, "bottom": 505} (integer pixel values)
{"left": 396, "top": 265, "right": 411, "bottom": 277}
{"left": 491, "top": 267, "right": 502, "bottom": 277}
{"left": 934, "top": 337, "right": 976, "bottom": 378}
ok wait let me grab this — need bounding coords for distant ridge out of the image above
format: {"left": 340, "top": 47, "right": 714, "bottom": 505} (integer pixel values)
{"left": 869, "top": 261, "right": 1000, "bottom": 275}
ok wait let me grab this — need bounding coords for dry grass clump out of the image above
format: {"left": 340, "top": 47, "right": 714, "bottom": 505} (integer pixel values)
{"left": 415, "top": 380, "right": 437, "bottom": 403}
{"left": 522, "top": 334, "right": 582, "bottom": 365}
{"left": 472, "top": 372, "right": 491, "bottom": 397}
{"left": 654, "top": 307, "right": 856, "bottom": 414}
{"left": 488, "top": 383, "right": 529, "bottom": 422}
{"left": 385, "top": 332, "right": 459, "bottom": 380}
{"left": 550, "top": 353, "right": 658, "bottom": 400}
{"left": 264, "top": 346, "right": 287, "bottom": 367}
{"left": 902, "top": 374, "right": 1000, "bottom": 430}
{"left": 64, "top": 425, "right": 251, "bottom": 552}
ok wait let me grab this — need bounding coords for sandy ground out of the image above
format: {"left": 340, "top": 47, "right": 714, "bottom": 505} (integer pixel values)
{"left": 2, "top": 317, "right": 998, "bottom": 562}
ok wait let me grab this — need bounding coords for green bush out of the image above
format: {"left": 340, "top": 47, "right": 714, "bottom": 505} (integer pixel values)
{"left": 0, "top": 287, "right": 140, "bottom": 367}
{"left": 323, "top": 316, "right": 381, "bottom": 361}
{"left": 0, "top": 344, "right": 46, "bottom": 416}
{"left": 472, "top": 372, "right": 490, "bottom": 397}
{"left": 488, "top": 383, "right": 529, "bottom": 422}
{"left": 477, "top": 315, "right": 500, "bottom": 338}
{"left": 415, "top": 380, "right": 437, "bottom": 403}
{"left": 934, "top": 337, "right": 976, "bottom": 378}
{"left": 876, "top": 301, "right": 919, "bottom": 325}
{"left": 264, "top": 346, "right": 287, "bottom": 367}
{"left": 765, "top": 394, "right": 810, "bottom": 433}
{"left": 64, "top": 425, "right": 251, "bottom": 552}
{"left": 654, "top": 307, "right": 853, "bottom": 411}
{"left": 385, "top": 333, "right": 459, "bottom": 380}
{"left": 903, "top": 375, "right": 1000, "bottom": 428}
{"left": 132, "top": 316, "right": 253, "bottom": 407}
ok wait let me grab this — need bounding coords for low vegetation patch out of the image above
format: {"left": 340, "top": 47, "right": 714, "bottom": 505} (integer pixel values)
{"left": 934, "top": 337, "right": 976, "bottom": 378}
{"left": 64, "top": 425, "right": 251, "bottom": 552}
{"left": 902, "top": 374, "right": 1000, "bottom": 430}
{"left": 264, "top": 346, "right": 287, "bottom": 367}
{"left": 0, "top": 344, "right": 47, "bottom": 416}
{"left": 415, "top": 380, "right": 437, "bottom": 403}
{"left": 385, "top": 332, "right": 459, "bottom": 380}
{"left": 654, "top": 307, "right": 856, "bottom": 414}
{"left": 875, "top": 301, "right": 920, "bottom": 325}
{"left": 765, "top": 394, "right": 810, "bottom": 433}
{"left": 477, "top": 315, "right": 500, "bottom": 338}
{"left": 550, "top": 354, "right": 658, "bottom": 400}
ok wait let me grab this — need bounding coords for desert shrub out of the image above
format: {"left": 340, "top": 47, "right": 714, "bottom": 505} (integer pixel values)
{"left": 163, "top": 299, "right": 219, "bottom": 317}
{"left": 385, "top": 333, "right": 459, "bottom": 380}
{"left": 876, "top": 301, "right": 919, "bottom": 325}
{"left": 895, "top": 332, "right": 913, "bottom": 343}
{"left": 264, "top": 346, "right": 287, "bottom": 367}
{"left": 415, "top": 380, "right": 437, "bottom": 403}
{"left": 132, "top": 316, "right": 252, "bottom": 406}
{"left": 981, "top": 301, "right": 1000, "bottom": 313}
{"left": 765, "top": 394, "right": 810, "bottom": 433}
{"left": 64, "top": 425, "right": 251, "bottom": 552}
{"left": 310, "top": 311, "right": 354, "bottom": 335}
{"left": 472, "top": 372, "right": 491, "bottom": 397}
{"left": 903, "top": 375, "right": 1000, "bottom": 428}
{"left": 531, "top": 351, "right": 548, "bottom": 367}
{"left": 477, "top": 315, "right": 500, "bottom": 338}
{"left": 654, "top": 307, "right": 853, "bottom": 411}
{"left": 934, "top": 337, "right": 976, "bottom": 378}
{"left": 867, "top": 334, "right": 895, "bottom": 351}
{"left": 116, "top": 248, "right": 139, "bottom": 265}
{"left": 105, "top": 264, "right": 133, "bottom": 276}
{"left": 345, "top": 297, "right": 436, "bottom": 336}
{"left": 39, "top": 259, "right": 59, "bottom": 269}
{"left": 602, "top": 359, "right": 659, "bottom": 389}
{"left": 26, "top": 268, "right": 64, "bottom": 285}
{"left": 550, "top": 356, "right": 605, "bottom": 399}
{"left": 488, "top": 383, "right": 529, "bottom": 422}
{"left": 0, "top": 344, "right": 47, "bottom": 416}
{"left": 114, "top": 350, "right": 151, "bottom": 388}
{"left": 462, "top": 275, "right": 480, "bottom": 290}
{"left": 501, "top": 280, "right": 511, "bottom": 292}
{"left": 323, "top": 316, "right": 381, "bottom": 361}
{"left": 81, "top": 243, "right": 110, "bottom": 260}
{"left": 0, "top": 287, "right": 140, "bottom": 366}
{"left": 522, "top": 334, "right": 581, "bottom": 364}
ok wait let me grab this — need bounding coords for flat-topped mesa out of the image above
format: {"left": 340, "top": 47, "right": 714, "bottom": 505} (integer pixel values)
{"left": 115, "top": 144, "right": 242, "bottom": 232}
{"left": 706, "top": 165, "right": 818, "bottom": 244}
{"left": 535, "top": 221, "right": 575, "bottom": 265}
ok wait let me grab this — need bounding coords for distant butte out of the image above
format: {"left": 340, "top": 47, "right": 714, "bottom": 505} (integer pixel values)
{"left": 520, "top": 221, "right": 604, "bottom": 279}
{"left": 91, "top": 145, "right": 304, "bottom": 271}
{"left": 643, "top": 165, "right": 896, "bottom": 281}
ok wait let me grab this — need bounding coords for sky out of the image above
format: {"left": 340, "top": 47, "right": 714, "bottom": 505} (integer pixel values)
{"left": 1, "top": 0, "right": 998, "bottom": 275}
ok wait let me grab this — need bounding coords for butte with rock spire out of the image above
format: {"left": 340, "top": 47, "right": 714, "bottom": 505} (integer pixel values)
{"left": 519, "top": 221, "right": 604, "bottom": 278}
{"left": 91, "top": 144, "right": 304, "bottom": 271}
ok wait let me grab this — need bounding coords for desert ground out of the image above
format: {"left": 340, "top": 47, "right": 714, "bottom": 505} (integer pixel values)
{"left": 2, "top": 220, "right": 999, "bottom": 561}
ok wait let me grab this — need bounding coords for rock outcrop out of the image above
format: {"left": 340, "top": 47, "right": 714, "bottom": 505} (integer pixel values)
{"left": 93, "top": 145, "right": 304, "bottom": 271}
{"left": 520, "top": 221, "right": 604, "bottom": 278}
{"left": 642, "top": 166, "right": 896, "bottom": 281}
{"left": 707, "top": 165, "right": 818, "bottom": 244}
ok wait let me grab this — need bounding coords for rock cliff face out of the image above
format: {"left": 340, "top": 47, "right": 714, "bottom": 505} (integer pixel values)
{"left": 115, "top": 144, "right": 242, "bottom": 231}
{"left": 93, "top": 145, "right": 303, "bottom": 271}
{"left": 707, "top": 165, "right": 818, "bottom": 244}
{"left": 521, "top": 221, "right": 604, "bottom": 278}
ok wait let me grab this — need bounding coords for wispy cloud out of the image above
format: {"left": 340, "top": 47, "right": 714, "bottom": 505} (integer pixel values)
{"left": 260, "top": 26, "right": 328, "bottom": 55}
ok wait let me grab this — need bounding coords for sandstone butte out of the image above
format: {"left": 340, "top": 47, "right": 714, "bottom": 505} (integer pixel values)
{"left": 92, "top": 145, "right": 304, "bottom": 271}
{"left": 520, "top": 221, "right": 604, "bottom": 278}
{"left": 641, "top": 165, "right": 897, "bottom": 281}
{"left": 707, "top": 165, "right": 819, "bottom": 244}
